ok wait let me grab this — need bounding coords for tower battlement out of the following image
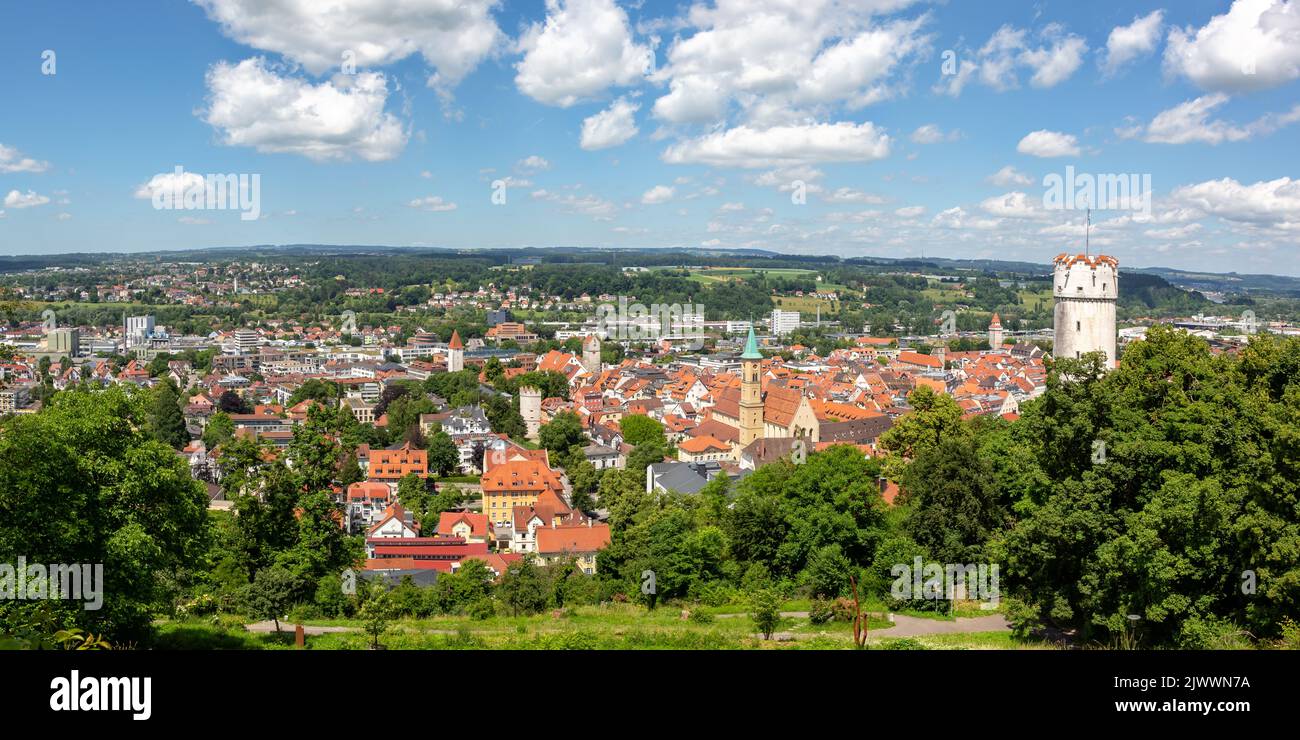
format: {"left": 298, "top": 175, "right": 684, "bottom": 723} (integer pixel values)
{"left": 1053, "top": 253, "right": 1119, "bottom": 300}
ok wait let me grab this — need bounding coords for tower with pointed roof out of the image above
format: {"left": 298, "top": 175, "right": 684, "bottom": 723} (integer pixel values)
{"left": 739, "top": 326, "right": 764, "bottom": 447}
{"left": 447, "top": 329, "right": 464, "bottom": 372}
{"left": 987, "top": 313, "right": 1004, "bottom": 351}
{"left": 582, "top": 334, "right": 601, "bottom": 375}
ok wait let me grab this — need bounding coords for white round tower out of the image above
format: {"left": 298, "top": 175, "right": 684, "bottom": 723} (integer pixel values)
{"left": 1052, "top": 253, "right": 1118, "bottom": 368}
{"left": 519, "top": 386, "right": 542, "bottom": 441}
{"left": 582, "top": 334, "right": 601, "bottom": 375}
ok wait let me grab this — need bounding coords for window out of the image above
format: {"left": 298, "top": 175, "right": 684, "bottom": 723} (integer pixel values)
{"left": 1076, "top": 321, "right": 1081, "bottom": 332}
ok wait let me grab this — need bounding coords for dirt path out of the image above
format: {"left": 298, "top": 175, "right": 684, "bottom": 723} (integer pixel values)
{"left": 871, "top": 613, "right": 1010, "bottom": 637}
{"left": 244, "top": 621, "right": 356, "bottom": 635}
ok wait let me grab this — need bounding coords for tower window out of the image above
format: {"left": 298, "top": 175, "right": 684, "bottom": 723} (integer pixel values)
{"left": 1076, "top": 321, "right": 1081, "bottom": 331}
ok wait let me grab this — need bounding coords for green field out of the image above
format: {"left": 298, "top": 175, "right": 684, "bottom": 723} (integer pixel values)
{"left": 150, "top": 602, "right": 1044, "bottom": 651}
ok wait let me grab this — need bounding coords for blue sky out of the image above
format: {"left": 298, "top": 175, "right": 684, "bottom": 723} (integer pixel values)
{"left": 1, "top": 0, "right": 1297, "bottom": 274}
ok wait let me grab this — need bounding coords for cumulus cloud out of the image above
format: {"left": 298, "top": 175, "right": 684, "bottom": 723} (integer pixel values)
{"left": 515, "top": 0, "right": 653, "bottom": 107}
{"left": 1164, "top": 0, "right": 1300, "bottom": 92}
{"left": 134, "top": 170, "right": 206, "bottom": 201}
{"left": 909, "top": 124, "right": 959, "bottom": 144}
{"left": 932, "top": 205, "right": 1001, "bottom": 230}
{"left": 580, "top": 97, "right": 639, "bottom": 150}
{"left": 1100, "top": 10, "right": 1164, "bottom": 76}
{"left": 194, "top": 0, "right": 501, "bottom": 94}
{"left": 1171, "top": 176, "right": 1300, "bottom": 229}
{"left": 3, "top": 189, "right": 50, "bottom": 208}
{"left": 516, "top": 155, "right": 550, "bottom": 173}
{"left": 662, "top": 122, "right": 891, "bottom": 168}
{"left": 531, "top": 188, "right": 617, "bottom": 220}
{"left": 200, "top": 58, "right": 408, "bottom": 161}
{"left": 1016, "top": 129, "right": 1081, "bottom": 157}
{"left": 640, "top": 185, "right": 675, "bottom": 204}
{"left": 0, "top": 143, "right": 50, "bottom": 174}
{"left": 1123, "top": 93, "right": 1300, "bottom": 144}
{"left": 407, "top": 195, "right": 457, "bottom": 211}
{"left": 1144, "top": 223, "right": 1204, "bottom": 239}
{"left": 980, "top": 191, "right": 1049, "bottom": 219}
{"left": 895, "top": 205, "right": 926, "bottom": 218}
{"left": 823, "top": 188, "right": 885, "bottom": 204}
{"left": 650, "top": 3, "right": 932, "bottom": 125}
{"left": 986, "top": 165, "right": 1034, "bottom": 186}
{"left": 940, "top": 23, "right": 1087, "bottom": 95}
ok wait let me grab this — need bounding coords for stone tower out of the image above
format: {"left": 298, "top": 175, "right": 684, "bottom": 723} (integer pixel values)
{"left": 447, "top": 329, "right": 464, "bottom": 372}
{"left": 988, "top": 313, "right": 1004, "bottom": 351}
{"left": 519, "top": 386, "right": 542, "bottom": 441}
{"left": 582, "top": 334, "right": 601, "bottom": 375}
{"left": 738, "top": 326, "right": 764, "bottom": 448}
{"left": 1052, "top": 253, "right": 1118, "bottom": 368}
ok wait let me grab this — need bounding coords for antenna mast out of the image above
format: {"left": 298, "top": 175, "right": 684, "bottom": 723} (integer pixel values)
{"left": 1085, "top": 207, "right": 1091, "bottom": 257}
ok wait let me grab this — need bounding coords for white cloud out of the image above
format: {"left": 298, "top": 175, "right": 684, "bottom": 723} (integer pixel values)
{"left": 1144, "top": 223, "right": 1204, "bottom": 239}
{"left": 55, "top": 212, "right": 72, "bottom": 221}
{"left": 4, "top": 190, "right": 51, "bottom": 209}
{"left": 823, "top": 188, "right": 885, "bottom": 204}
{"left": 986, "top": 165, "right": 1034, "bottom": 186}
{"left": 194, "top": 0, "right": 501, "bottom": 95}
{"left": 1019, "top": 29, "right": 1088, "bottom": 87}
{"left": 946, "top": 23, "right": 1087, "bottom": 95}
{"left": 718, "top": 202, "right": 745, "bottom": 211}
{"left": 178, "top": 216, "right": 211, "bottom": 225}
{"left": 420, "top": 170, "right": 433, "bottom": 179}
{"left": 1164, "top": 0, "right": 1300, "bottom": 92}
{"left": 580, "top": 97, "right": 640, "bottom": 150}
{"left": 516, "top": 155, "right": 550, "bottom": 173}
{"left": 980, "top": 191, "right": 1048, "bottom": 219}
{"left": 0, "top": 143, "right": 49, "bottom": 174}
{"left": 932, "top": 206, "right": 1001, "bottom": 230}
{"left": 1100, "top": 10, "right": 1164, "bottom": 76}
{"left": 201, "top": 58, "right": 407, "bottom": 161}
{"left": 1124, "top": 93, "right": 1300, "bottom": 144}
{"left": 1171, "top": 176, "right": 1300, "bottom": 229}
{"left": 895, "top": 205, "right": 925, "bottom": 218}
{"left": 641, "top": 185, "right": 675, "bottom": 204}
{"left": 515, "top": 0, "right": 653, "bottom": 107}
{"left": 650, "top": 3, "right": 931, "bottom": 125}
{"left": 407, "top": 195, "right": 458, "bottom": 212}
{"left": 531, "top": 188, "right": 617, "bottom": 220}
{"left": 909, "top": 124, "right": 959, "bottom": 144}
{"left": 134, "top": 170, "right": 206, "bottom": 201}
{"left": 662, "top": 122, "right": 891, "bottom": 168}
{"left": 1016, "top": 129, "right": 1081, "bottom": 157}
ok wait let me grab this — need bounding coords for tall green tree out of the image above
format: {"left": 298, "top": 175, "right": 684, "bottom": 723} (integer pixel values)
{"left": 427, "top": 430, "right": 460, "bottom": 477}
{"left": 900, "top": 435, "right": 1005, "bottom": 564}
{"left": 0, "top": 387, "right": 209, "bottom": 642}
{"left": 539, "top": 411, "right": 586, "bottom": 457}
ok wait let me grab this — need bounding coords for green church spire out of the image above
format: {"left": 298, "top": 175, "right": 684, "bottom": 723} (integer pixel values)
{"left": 740, "top": 325, "right": 762, "bottom": 360}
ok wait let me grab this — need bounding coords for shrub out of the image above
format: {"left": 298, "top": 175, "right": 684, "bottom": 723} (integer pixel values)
{"left": 831, "top": 597, "right": 856, "bottom": 622}
{"left": 879, "top": 637, "right": 927, "bottom": 650}
{"left": 751, "top": 588, "right": 782, "bottom": 640}
{"left": 809, "top": 598, "right": 834, "bottom": 625}
{"left": 1279, "top": 619, "right": 1300, "bottom": 650}
{"left": 689, "top": 609, "right": 715, "bottom": 624}
{"left": 467, "top": 598, "right": 495, "bottom": 621}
